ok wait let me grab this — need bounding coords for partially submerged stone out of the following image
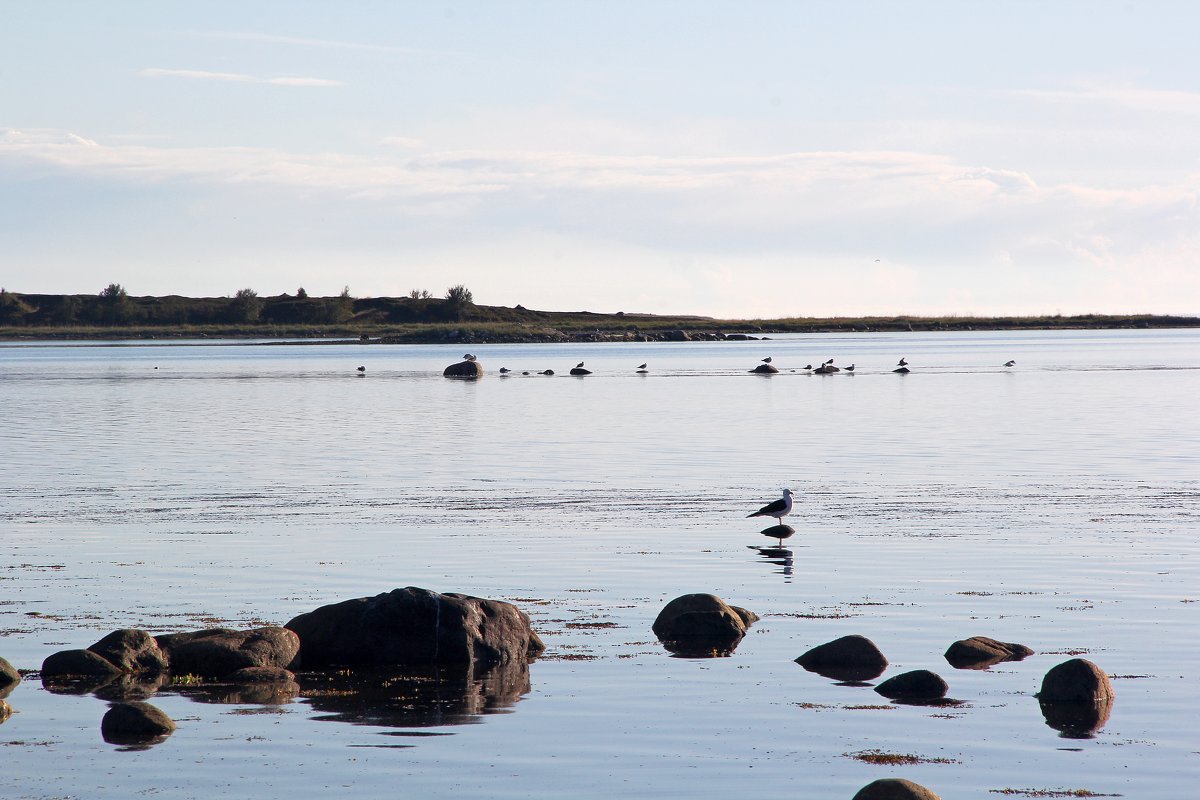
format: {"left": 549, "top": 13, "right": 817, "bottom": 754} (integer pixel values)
{"left": 88, "top": 629, "right": 169, "bottom": 674}
{"left": 0, "top": 656, "right": 20, "bottom": 699}
{"left": 443, "top": 360, "right": 484, "bottom": 378}
{"left": 795, "top": 635, "right": 888, "bottom": 682}
{"left": 852, "top": 778, "right": 942, "bottom": 800}
{"left": 41, "top": 649, "right": 123, "bottom": 681}
{"left": 286, "top": 587, "right": 545, "bottom": 668}
{"left": 155, "top": 627, "right": 300, "bottom": 679}
{"left": 653, "top": 594, "right": 758, "bottom": 657}
{"left": 1036, "top": 658, "right": 1115, "bottom": 738}
{"left": 101, "top": 701, "right": 176, "bottom": 745}
{"left": 944, "top": 636, "right": 1033, "bottom": 669}
{"left": 0, "top": 699, "right": 11, "bottom": 723}
{"left": 750, "top": 363, "right": 778, "bottom": 374}
{"left": 874, "top": 669, "right": 949, "bottom": 701}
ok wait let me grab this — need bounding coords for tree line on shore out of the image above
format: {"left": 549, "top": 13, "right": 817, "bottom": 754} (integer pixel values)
{"left": 0, "top": 284, "right": 478, "bottom": 328}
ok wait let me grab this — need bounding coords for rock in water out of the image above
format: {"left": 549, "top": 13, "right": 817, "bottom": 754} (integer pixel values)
{"left": 874, "top": 669, "right": 949, "bottom": 701}
{"left": 1036, "top": 658, "right": 1115, "bottom": 738}
{"left": 1037, "top": 658, "right": 1114, "bottom": 703}
{"left": 944, "top": 635, "right": 1033, "bottom": 669}
{"left": 0, "top": 699, "right": 11, "bottom": 723}
{"left": 0, "top": 656, "right": 20, "bottom": 699}
{"left": 443, "top": 360, "right": 484, "bottom": 378}
{"left": 852, "top": 778, "right": 942, "bottom": 800}
{"left": 101, "top": 701, "right": 176, "bottom": 745}
{"left": 795, "top": 634, "right": 888, "bottom": 682}
{"left": 286, "top": 587, "right": 545, "bottom": 668}
{"left": 41, "top": 649, "right": 123, "bottom": 680}
{"left": 88, "top": 629, "right": 168, "bottom": 674}
{"left": 652, "top": 594, "right": 758, "bottom": 657}
{"left": 155, "top": 627, "right": 300, "bottom": 678}
{"left": 750, "top": 363, "right": 778, "bottom": 374}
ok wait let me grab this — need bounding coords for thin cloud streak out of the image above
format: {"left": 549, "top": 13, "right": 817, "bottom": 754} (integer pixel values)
{"left": 139, "top": 67, "right": 343, "bottom": 88}
{"left": 193, "top": 30, "right": 469, "bottom": 58}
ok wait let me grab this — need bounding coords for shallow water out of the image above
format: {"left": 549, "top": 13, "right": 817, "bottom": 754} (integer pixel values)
{"left": 1, "top": 330, "right": 1197, "bottom": 798}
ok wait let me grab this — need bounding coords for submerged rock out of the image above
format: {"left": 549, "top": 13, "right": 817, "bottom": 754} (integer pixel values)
{"left": 88, "top": 629, "right": 169, "bottom": 674}
{"left": 1036, "top": 658, "right": 1115, "bottom": 738}
{"left": 155, "top": 627, "right": 300, "bottom": 679}
{"left": 101, "top": 701, "right": 176, "bottom": 745}
{"left": 760, "top": 524, "right": 795, "bottom": 544}
{"left": 795, "top": 635, "right": 888, "bottom": 682}
{"left": 443, "top": 360, "right": 484, "bottom": 378}
{"left": 652, "top": 594, "right": 758, "bottom": 657}
{"left": 750, "top": 363, "right": 778, "bottom": 374}
{"left": 0, "top": 656, "right": 20, "bottom": 699}
{"left": 286, "top": 587, "right": 545, "bottom": 668}
{"left": 41, "top": 649, "right": 123, "bottom": 681}
{"left": 874, "top": 669, "right": 949, "bottom": 701}
{"left": 944, "top": 636, "right": 1033, "bottom": 669}
{"left": 852, "top": 778, "right": 942, "bottom": 800}
{"left": 1037, "top": 658, "right": 1114, "bottom": 703}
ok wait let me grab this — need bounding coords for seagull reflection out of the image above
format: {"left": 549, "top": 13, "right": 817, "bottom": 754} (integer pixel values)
{"left": 752, "top": 545, "right": 794, "bottom": 579}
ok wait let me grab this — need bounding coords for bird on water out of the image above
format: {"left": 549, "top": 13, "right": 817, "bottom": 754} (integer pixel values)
{"left": 897, "top": 357, "right": 908, "bottom": 367}
{"left": 1004, "top": 360, "right": 1016, "bottom": 367}
{"left": 748, "top": 489, "right": 794, "bottom": 524}
{"left": 845, "top": 364, "right": 856, "bottom": 372}
{"left": 636, "top": 363, "right": 648, "bottom": 373}
{"left": 356, "top": 366, "right": 366, "bottom": 373}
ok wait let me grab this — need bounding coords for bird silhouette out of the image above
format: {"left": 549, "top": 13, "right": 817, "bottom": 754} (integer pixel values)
{"left": 748, "top": 489, "right": 794, "bottom": 524}
{"left": 356, "top": 366, "right": 366, "bottom": 373}
{"left": 897, "top": 357, "right": 908, "bottom": 367}
{"left": 762, "top": 357, "right": 772, "bottom": 363}
{"left": 845, "top": 364, "right": 856, "bottom": 372}
{"left": 1004, "top": 360, "right": 1016, "bottom": 367}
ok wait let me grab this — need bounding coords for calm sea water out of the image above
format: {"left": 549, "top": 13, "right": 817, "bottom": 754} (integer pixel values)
{"left": 1, "top": 330, "right": 1197, "bottom": 799}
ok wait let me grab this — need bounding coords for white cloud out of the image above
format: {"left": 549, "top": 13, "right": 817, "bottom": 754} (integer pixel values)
{"left": 139, "top": 67, "right": 343, "bottom": 88}
{"left": 192, "top": 30, "right": 468, "bottom": 59}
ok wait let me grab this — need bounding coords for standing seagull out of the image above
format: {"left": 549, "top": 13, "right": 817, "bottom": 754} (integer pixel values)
{"left": 356, "top": 365, "right": 366, "bottom": 374}
{"left": 762, "top": 356, "right": 773, "bottom": 364}
{"left": 1004, "top": 360, "right": 1016, "bottom": 367}
{"left": 462, "top": 353, "right": 477, "bottom": 362}
{"left": 845, "top": 364, "right": 856, "bottom": 372}
{"left": 636, "top": 363, "right": 648, "bottom": 373}
{"left": 897, "top": 357, "right": 908, "bottom": 367}
{"left": 747, "top": 489, "right": 794, "bottom": 524}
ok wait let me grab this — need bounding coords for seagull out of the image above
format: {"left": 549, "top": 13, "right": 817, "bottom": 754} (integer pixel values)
{"left": 747, "top": 489, "right": 794, "bottom": 524}
{"left": 499, "top": 367, "right": 511, "bottom": 373}
{"left": 463, "top": 353, "right": 477, "bottom": 362}
{"left": 356, "top": 366, "right": 366, "bottom": 373}
{"left": 1004, "top": 360, "right": 1016, "bottom": 367}
{"left": 824, "top": 358, "right": 834, "bottom": 366}
{"left": 762, "top": 357, "right": 773, "bottom": 363}
{"left": 576, "top": 361, "right": 585, "bottom": 369}
{"left": 802, "top": 364, "right": 813, "bottom": 371}
{"left": 897, "top": 357, "right": 908, "bottom": 367}
{"left": 845, "top": 364, "right": 856, "bottom": 372}
{"left": 636, "top": 363, "right": 648, "bottom": 373}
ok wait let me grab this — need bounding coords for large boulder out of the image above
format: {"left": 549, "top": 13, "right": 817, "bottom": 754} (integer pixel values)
{"left": 443, "top": 360, "right": 484, "bottom": 378}
{"left": 795, "top": 635, "right": 888, "bottom": 682}
{"left": 944, "top": 636, "right": 1033, "bottom": 669}
{"left": 88, "top": 629, "right": 168, "bottom": 674}
{"left": 652, "top": 594, "right": 758, "bottom": 657}
{"left": 750, "top": 364, "right": 778, "bottom": 374}
{"left": 852, "top": 778, "right": 942, "bottom": 799}
{"left": 101, "top": 701, "right": 175, "bottom": 745}
{"left": 155, "top": 627, "right": 300, "bottom": 678}
{"left": 286, "top": 587, "right": 545, "bottom": 668}
{"left": 41, "top": 649, "right": 123, "bottom": 681}
{"left": 0, "top": 656, "right": 20, "bottom": 699}
{"left": 874, "top": 669, "right": 949, "bottom": 701}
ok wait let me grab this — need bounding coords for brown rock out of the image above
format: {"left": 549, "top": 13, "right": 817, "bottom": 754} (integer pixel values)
{"left": 852, "top": 778, "right": 942, "bottom": 800}
{"left": 226, "top": 666, "right": 295, "bottom": 683}
{"left": 443, "top": 360, "right": 484, "bottom": 378}
{"left": 41, "top": 649, "right": 122, "bottom": 680}
{"left": 874, "top": 669, "right": 949, "bottom": 701}
{"left": 795, "top": 635, "right": 888, "bottom": 682}
{"left": 155, "top": 627, "right": 300, "bottom": 678}
{"left": 101, "top": 701, "right": 175, "bottom": 744}
{"left": 0, "top": 699, "right": 11, "bottom": 723}
{"left": 286, "top": 587, "right": 545, "bottom": 668}
{"left": 750, "top": 363, "right": 779, "bottom": 374}
{"left": 944, "top": 636, "right": 1033, "bottom": 669}
{"left": 1037, "top": 658, "right": 1114, "bottom": 703}
{"left": 88, "top": 629, "right": 168, "bottom": 674}
{"left": 0, "top": 656, "right": 20, "bottom": 699}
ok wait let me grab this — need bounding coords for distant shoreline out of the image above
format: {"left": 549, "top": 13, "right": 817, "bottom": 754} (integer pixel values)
{"left": 1, "top": 291, "right": 1196, "bottom": 343}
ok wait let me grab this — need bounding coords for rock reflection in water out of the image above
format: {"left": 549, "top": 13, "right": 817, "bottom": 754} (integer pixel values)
{"left": 42, "top": 672, "right": 168, "bottom": 701}
{"left": 170, "top": 677, "right": 300, "bottom": 706}
{"left": 1039, "top": 696, "right": 1114, "bottom": 739}
{"left": 299, "top": 659, "right": 531, "bottom": 728}
{"left": 659, "top": 634, "right": 747, "bottom": 658}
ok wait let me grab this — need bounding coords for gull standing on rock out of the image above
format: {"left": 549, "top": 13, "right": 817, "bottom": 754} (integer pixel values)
{"left": 748, "top": 489, "right": 794, "bottom": 524}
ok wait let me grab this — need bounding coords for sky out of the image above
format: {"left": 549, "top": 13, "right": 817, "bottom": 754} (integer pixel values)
{"left": 2, "top": 1, "right": 1199, "bottom": 318}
